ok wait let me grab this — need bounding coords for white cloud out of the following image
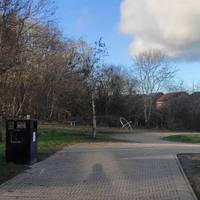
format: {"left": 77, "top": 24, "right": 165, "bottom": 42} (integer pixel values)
{"left": 120, "top": 0, "right": 200, "bottom": 60}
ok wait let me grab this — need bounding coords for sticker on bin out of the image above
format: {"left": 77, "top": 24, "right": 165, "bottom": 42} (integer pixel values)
{"left": 33, "top": 132, "right": 36, "bottom": 142}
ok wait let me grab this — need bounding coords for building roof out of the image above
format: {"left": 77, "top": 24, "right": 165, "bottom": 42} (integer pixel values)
{"left": 156, "top": 92, "right": 188, "bottom": 102}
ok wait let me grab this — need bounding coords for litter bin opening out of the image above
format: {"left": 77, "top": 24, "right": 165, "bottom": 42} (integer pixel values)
{"left": 11, "top": 132, "right": 23, "bottom": 144}
{"left": 17, "top": 121, "right": 26, "bottom": 129}
{"left": 7, "top": 121, "right": 15, "bottom": 130}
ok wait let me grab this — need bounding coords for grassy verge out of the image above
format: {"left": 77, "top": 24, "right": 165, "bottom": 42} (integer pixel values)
{"left": 0, "top": 126, "right": 126, "bottom": 185}
{"left": 0, "top": 144, "right": 28, "bottom": 185}
{"left": 177, "top": 154, "right": 200, "bottom": 199}
{"left": 37, "top": 126, "right": 126, "bottom": 159}
{"left": 163, "top": 134, "right": 200, "bottom": 143}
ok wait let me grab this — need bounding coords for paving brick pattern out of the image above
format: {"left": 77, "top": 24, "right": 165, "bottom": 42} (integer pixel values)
{"left": 0, "top": 133, "right": 200, "bottom": 200}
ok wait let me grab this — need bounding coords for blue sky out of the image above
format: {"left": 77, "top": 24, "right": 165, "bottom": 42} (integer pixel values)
{"left": 55, "top": 0, "right": 200, "bottom": 87}
{"left": 55, "top": 0, "right": 132, "bottom": 65}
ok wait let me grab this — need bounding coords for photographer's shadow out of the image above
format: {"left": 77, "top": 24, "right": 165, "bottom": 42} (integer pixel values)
{"left": 85, "top": 163, "right": 111, "bottom": 184}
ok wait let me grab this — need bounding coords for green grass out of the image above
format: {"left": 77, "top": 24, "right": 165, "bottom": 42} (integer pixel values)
{"left": 164, "top": 134, "right": 200, "bottom": 143}
{"left": 0, "top": 126, "right": 125, "bottom": 184}
{"left": 37, "top": 127, "right": 122, "bottom": 159}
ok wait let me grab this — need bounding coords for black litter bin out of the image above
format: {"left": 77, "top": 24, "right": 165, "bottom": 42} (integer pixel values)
{"left": 6, "top": 119, "right": 38, "bottom": 164}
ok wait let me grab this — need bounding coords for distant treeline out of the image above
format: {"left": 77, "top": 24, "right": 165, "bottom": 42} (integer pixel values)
{"left": 97, "top": 92, "right": 200, "bottom": 132}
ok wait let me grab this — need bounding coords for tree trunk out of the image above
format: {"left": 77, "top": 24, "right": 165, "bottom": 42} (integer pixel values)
{"left": 92, "top": 93, "right": 96, "bottom": 138}
{"left": 144, "top": 97, "right": 148, "bottom": 126}
{"left": 144, "top": 96, "right": 153, "bottom": 127}
{"left": 147, "top": 97, "right": 153, "bottom": 125}
{"left": 0, "top": 116, "right": 6, "bottom": 143}
{"left": 15, "top": 94, "right": 27, "bottom": 117}
{"left": 48, "top": 102, "right": 54, "bottom": 121}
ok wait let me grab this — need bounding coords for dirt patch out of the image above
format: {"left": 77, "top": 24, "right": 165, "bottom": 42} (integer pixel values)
{"left": 178, "top": 154, "right": 200, "bottom": 199}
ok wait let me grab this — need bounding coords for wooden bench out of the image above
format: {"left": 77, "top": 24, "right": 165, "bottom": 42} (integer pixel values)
{"left": 67, "top": 121, "right": 76, "bottom": 126}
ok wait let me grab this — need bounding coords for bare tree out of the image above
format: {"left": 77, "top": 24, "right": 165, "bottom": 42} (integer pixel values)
{"left": 135, "top": 49, "right": 175, "bottom": 126}
{"left": 83, "top": 38, "right": 108, "bottom": 138}
{"left": 0, "top": 0, "right": 55, "bottom": 74}
{"left": 0, "top": 0, "right": 55, "bottom": 142}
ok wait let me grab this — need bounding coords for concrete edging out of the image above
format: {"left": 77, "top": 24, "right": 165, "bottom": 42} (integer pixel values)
{"left": 175, "top": 155, "right": 198, "bottom": 200}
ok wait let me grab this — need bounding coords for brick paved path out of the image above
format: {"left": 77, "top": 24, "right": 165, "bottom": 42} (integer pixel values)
{"left": 0, "top": 133, "right": 200, "bottom": 200}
